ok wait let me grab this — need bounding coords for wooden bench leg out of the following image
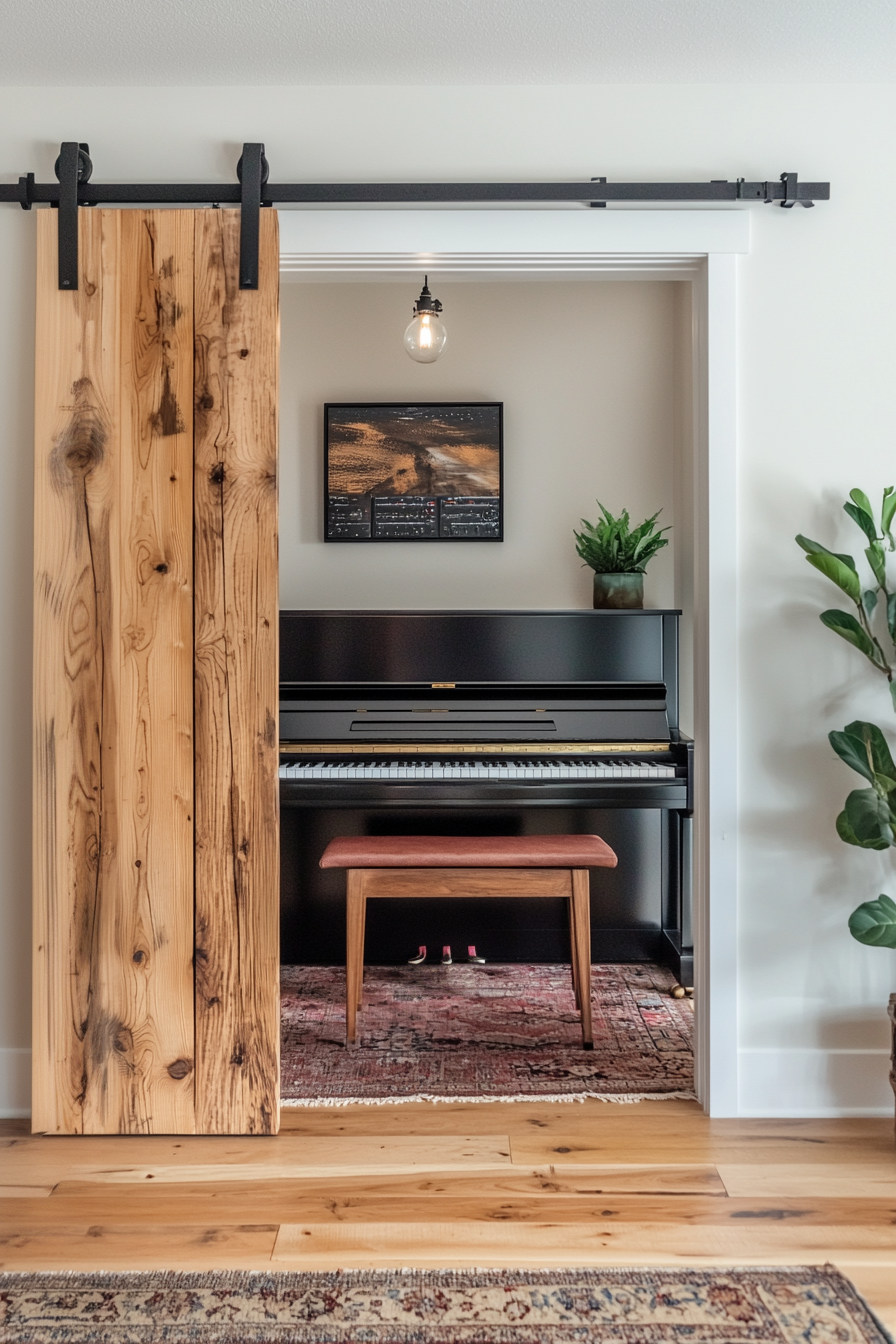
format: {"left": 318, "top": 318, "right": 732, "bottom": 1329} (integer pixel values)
{"left": 346, "top": 870, "right": 366, "bottom": 1046}
{"left": 571, "top": 869, "right": 593, "bottom": 1049}
{"left": 568, "top": 895, "right": 580, "bottom": 1009}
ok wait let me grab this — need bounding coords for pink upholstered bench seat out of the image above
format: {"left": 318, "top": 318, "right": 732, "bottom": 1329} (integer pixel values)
{"left": 320, "top": 833, "right": 617, "bottom": 870}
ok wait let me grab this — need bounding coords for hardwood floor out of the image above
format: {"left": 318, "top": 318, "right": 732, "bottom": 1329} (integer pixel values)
{"left": 2, "top": 1100, "right": 894, "bottom": 1329}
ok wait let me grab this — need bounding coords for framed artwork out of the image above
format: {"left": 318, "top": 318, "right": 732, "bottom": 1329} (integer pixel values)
{"left": 324, "top": 402, "right": 503, "bottom": 541}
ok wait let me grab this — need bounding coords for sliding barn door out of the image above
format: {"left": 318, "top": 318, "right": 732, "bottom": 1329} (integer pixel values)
{"left": 32, "top": 208, "right": 279, "bottom": 1135}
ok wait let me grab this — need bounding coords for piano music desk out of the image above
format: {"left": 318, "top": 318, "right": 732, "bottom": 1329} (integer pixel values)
{"left": 320, "top": 834, "right": 618, "bottom": 1051}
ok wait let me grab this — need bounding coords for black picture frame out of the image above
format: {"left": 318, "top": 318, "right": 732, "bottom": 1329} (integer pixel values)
{"left": 324, "top": 401, "right": 504, "bottom": 542}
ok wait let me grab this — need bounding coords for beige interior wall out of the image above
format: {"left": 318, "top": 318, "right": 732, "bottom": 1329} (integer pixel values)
{"left": 279, "top": 279, "right": 680, "bottom": 613}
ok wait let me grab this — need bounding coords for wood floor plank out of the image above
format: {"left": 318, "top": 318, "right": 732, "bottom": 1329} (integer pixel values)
{"left": 33, "top": 1165, "right": 722, "bottom": 1216}
{"left": 272, "top": 1219, "right": 896, "bottom": 1266}
{"left": 0, "top": 1135, "right": 511, "bottom": 1185}
{"left": 718, "top": 1164, "right": 896, "bottom": 1198}
{"left": 17, "top": 1193, "right": 889, "bottom": 1227}
{"left": 0, "top": 1224, "right": 278, "bottom": 1270}
{"left": 511, "top": 1130, "right": 896, "bottom": 1166}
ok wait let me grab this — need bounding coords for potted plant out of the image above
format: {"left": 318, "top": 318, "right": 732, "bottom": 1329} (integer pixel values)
{"left": 574, "top": 502, "right": 671, "bottom": 609}
{"left": 796, "top": 487, "right": 896, "bottom": 1116}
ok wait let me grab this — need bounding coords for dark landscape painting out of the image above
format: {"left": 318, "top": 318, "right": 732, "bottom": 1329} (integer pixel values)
{"left": 326, "top": 403, "right": 502, "bottom": 498}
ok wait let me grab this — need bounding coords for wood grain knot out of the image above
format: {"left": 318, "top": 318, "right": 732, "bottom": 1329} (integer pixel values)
{"left": 132, "top": 950, "right": 145, "bottom": 964}
{"left": 50, "top": 379, "right": 108, "bottom": 488}
{"left": 151, "top": 367, "right": 186, "bottom": 437}
{"left": 113, "top": 1027, "right": 134, "bottom": 1056}
{"left": 198, "top": 392, "right": 214, "bottom": 412}
{"left": 230, "top": 1049, "right": 245, "bottom": 1067}
{"left": 154, "top": 563, "right": 169, "bottom": 574}
{"left": 239, "top": 349, "right": 249, "bottom": 359}
{"left": 209, "top": 463, "right": 225, "bottom": 485}
{"left": 166, "top": 1058, "right": 193, "bottom": 1080}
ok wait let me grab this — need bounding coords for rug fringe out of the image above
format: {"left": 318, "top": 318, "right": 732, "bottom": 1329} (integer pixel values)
{"left": 280, "top": 1089, "right": 697, "bottom": 1108}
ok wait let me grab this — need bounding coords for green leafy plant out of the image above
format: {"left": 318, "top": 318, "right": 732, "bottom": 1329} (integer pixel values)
{"left": 797, "top": 486, "right": 896, "bottom": 708}
{"left": 574, "top": 503, "right": 671, "bottom": 574}
{"left": 797, "top": 487, "right": 896, "bottom": 950}
{"left": 849, "top": 894, "right": 896, "bottom": 948}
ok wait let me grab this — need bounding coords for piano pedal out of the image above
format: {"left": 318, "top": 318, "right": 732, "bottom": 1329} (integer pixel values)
{"left": 466, "top": 945, "right": 486, "bottom": 965}
{"left": 407, "top": 945, "right": 427, "bottom": 965}
{"left": 441, "top": 945, "right": 453, "bottom": 966}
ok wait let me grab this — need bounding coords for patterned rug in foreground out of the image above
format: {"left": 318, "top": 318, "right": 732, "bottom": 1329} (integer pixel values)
{"left": 280, "top": 962, "right": 693, "bottom": 1104}
{"left": 0, "top": 1266, "right": 886, "bottom": 1344}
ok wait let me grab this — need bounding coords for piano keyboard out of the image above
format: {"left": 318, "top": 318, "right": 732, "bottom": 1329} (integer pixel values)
{"left": 280, "top": 758, "right": 676, "bottom": 781}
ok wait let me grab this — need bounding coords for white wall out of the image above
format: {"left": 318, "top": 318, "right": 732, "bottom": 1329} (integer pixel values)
{"left": 280, "top": 279, "right": 677, "bottom": 611}
{"left": 1, "top": 83, "right": 895, "bottom": 1117}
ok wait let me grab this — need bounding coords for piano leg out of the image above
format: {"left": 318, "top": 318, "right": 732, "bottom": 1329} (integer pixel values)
{"left": 346, "top": 870, "right": 366, "bottom": 1046}
{"left": 571, "top": 869, "right": 594, "bottom": 1050}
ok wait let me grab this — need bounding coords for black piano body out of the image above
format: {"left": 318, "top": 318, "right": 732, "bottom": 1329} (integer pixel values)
{"left": 279, "top": 610, "right": 693, "bottom": 984}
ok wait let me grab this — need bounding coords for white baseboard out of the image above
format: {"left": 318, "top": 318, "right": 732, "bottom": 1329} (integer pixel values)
{"left": 738, "top": 1047, "right": 894, "bottom": 1117}
{"left": 0, "top": 1048, "right": 31, "bottom": 1118}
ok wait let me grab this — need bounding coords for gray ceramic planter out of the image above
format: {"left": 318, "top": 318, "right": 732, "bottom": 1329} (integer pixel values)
{"left": 592, "top": 572, "right": 644, "bottom": 609}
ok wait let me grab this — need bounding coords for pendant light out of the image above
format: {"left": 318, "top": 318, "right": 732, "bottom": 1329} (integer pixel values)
{"left": 404, "top": 276, "right": 447, "bottom": 363}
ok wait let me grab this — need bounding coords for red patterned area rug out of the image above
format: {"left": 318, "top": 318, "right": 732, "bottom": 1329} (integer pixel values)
{"left": 280, "top": 962, "right": 694, "bottom": 1105}
{"left": 0, "top": 1266, "right": 887, "bottom": 1344}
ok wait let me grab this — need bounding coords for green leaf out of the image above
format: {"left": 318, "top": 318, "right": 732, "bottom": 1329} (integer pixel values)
{"left": 887, "top": 592, "right": 896, "bottom": 644}
{"left": 882, "top": 486, "right": 896, "bottom": 546}
{"left": 848, "top": 894, "right": 896, "bottom": 948}
{"left": 800, "top": 551, "right": 859, "bottom": 604}
{"left": 849, "top": 487, "right": 875, "bottom": 518}
{"left": 891, "top": 680, "right": 896, "bottom": 713}
{"left": 862, "top": 589, "right": 878, "bottom": 619}
{"left": 796, "top": 534, "right": 858, "bottom": 571}
{"left": 836, "top": 808, "right": 863, "bottom": 846}
{"left": 845, "top": 500, "right": 878, "bottom": 545}
{"left": 865, "top": 541, "right": 887, "bottom": 588}
{"left": 819, "top": 610, "right": 878, "bottom": 660}
{"left": 830, "top": 721, "right": 896, "bottom": 792}
{"left": 840, "top": 788, "right": 894, "bottom": 849}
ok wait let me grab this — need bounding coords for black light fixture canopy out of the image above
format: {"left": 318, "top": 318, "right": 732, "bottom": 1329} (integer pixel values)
{"left": 0, "top": 143, "right": 830, "bottom": 293}
{"left": 412, "top": 277, "right": 443, "bottom": 316}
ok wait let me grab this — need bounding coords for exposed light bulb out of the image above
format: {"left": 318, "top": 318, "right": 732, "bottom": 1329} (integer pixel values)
{"left": 404, "top": 276, "right": 447, "bottom": 363}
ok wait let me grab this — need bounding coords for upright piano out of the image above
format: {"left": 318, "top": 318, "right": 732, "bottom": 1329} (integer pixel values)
{"left": 279, "top": 609, "right": 693, "bottom": 983}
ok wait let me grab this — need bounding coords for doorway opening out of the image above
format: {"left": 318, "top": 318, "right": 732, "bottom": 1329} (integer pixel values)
{"left": 274, "top": 208, "right": 742, "bottom": 1115}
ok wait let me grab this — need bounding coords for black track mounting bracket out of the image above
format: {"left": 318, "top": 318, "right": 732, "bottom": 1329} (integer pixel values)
{"left": 55, "top": 142, "right": 92, "bottom": 290}
{"left": 236, "top": 142, "right": 270, "bottom": 290}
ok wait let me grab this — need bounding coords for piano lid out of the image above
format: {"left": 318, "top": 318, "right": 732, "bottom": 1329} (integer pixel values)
{"left": 282, "top": 608, "right": 678, "bottom": 688}
{"left": 280, "top": 610, "right": 681, "bottom": 744}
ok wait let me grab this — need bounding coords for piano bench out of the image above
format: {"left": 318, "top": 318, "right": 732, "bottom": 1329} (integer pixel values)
{"left": 319, "top": 834, "right": 618, "bottom": 1052}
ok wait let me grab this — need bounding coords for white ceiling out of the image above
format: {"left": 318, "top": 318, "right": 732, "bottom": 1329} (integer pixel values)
{"left": 2, "top": 0, "right": 894, "bottom": 85}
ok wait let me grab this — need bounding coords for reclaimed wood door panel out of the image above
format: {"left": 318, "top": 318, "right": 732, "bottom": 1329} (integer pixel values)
{"left": 193, "top": 209, "right": 280, "bottom": 1135}
{"left": 33, "top": 210, "right": 196, "bottom": 1134}
{"left": 115, "top": 211, "right": 195, "bottom": 1134}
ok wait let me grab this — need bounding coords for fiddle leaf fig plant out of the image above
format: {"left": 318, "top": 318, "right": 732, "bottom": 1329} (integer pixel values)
{"left": 797, "top": 486, "right": 896, "bottom": 706}
{"left": 797, "top": 487, "right": 896, "bottom": 949}
{"left": 575, "top": 503, "right": 671, "bottom": 574}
